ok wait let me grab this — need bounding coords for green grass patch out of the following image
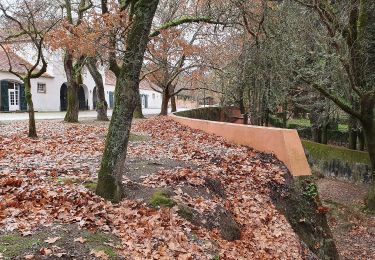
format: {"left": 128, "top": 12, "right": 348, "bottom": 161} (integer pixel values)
{"left": 288, "top": 118, "right": 311, "bottom": 128}
{"left": 93, "top": 245, "right": 118, "bottom": 258}
{"left": 149, "top": 191, "right": 176, "bottom": 208}
{"left": 84, "top": 182, "right": 97, "bottom": 192}
{"left": 302, "top": 140, "right": 371, "bottom": 165}
{"left": 287, "top": 118, "right": 348, "bottom": 131}
{"left": 83, "top": 231, "right": 119, "bottom": 259}
{"left": 0, "top": 233, "right": 43, "bottom": 259}
{"left": 83, "top": 230, "right": 112, "bottom": 244}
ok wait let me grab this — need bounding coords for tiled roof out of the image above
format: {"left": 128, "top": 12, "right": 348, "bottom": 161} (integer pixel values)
{"left": 105, "top": 69, "right": 162, "bottom": 91}
{"left": 0, "top": 49, "right": 52, "bottom": 77}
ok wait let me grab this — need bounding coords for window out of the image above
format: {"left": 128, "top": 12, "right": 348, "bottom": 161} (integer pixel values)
{"left": 152, "top": 93, "right": 155, "bottom": 99}
{"left": 37, "top": 83, "right": 46, "bottom": 93}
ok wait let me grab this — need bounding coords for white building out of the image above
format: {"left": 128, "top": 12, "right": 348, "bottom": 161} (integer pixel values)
{"left": 0, "top": 49, "right": 163, "bottom": 112}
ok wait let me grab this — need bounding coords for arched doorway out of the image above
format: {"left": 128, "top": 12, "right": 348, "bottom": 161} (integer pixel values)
{"left": 92, "top": 86, "right": 97, "bottom": 109}
{"left": 60, "top": 83, "right": 87, "bottom": 111}
{"left": 60, "top": 83, "right": 68, "bottom": 111}
{"left": 78, "top": 85, "right": 86, "bottom": 110}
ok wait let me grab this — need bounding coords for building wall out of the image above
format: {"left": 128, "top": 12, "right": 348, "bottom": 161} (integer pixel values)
{"left": 0, "top": 65, "right": 162, "bottom": 112}
{"left": 140, "top": 89, "right": 162, "bottom": 109}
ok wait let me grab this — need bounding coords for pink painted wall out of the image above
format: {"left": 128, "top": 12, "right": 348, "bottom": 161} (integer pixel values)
{"left": 170, "top": 114, "right": 311, "bottom": 177}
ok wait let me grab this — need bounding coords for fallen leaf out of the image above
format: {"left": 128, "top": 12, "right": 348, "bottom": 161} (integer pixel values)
{"left": 40, "top": 247, "right": 52, "bottom": 256}
{"left": 74, "top": 237, "right": 86, "bottom": 244}
{"left": 54, "top": 252, "right": 67, "bottom": 258}
{"left": 90, "top": 250, "right": 109, "bottom": 259}
{"left": 45, "top": 237, "right": 60, "bottom": 244}
{"left": 22, "top": 231, "right": 33, "bottom": 237}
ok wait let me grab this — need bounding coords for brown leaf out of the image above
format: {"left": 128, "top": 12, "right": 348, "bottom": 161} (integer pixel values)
{"left": 74, "top": 237, "right": 86, "bottom": 244}
{"left": 40, "top": 247, "right": 52, "bottom": 256}
{"left": 90, "top": 250, "right": 109, "bottom": 259}
{"left": 44, "top": 236, "right": 60, "bottom": 244}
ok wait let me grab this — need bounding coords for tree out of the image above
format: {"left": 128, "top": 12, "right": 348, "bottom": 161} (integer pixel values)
{"left": 95, "top": 0, "right": 160, "bottom": 202}
{"left": 95, "top": 0, "right": 229, "bottom": 201}
{"left": 47, "top": 0, "right": 93, "bottom": 123}
{"left": 293, "top": 0, "right": 375, "bottom": 209}
{"left": 86, "top": 57, "right": 109, "bottom": 121}
{"left": 0, "top": 0, "right": 59, "bottom": 137}
{"left": 145, "top": 28, "right": 203, "bottom": 116}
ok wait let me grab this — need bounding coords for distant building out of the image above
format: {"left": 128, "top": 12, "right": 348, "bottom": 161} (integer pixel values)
{"left": 0, "top": 49, "right": 162, "bottom": 112}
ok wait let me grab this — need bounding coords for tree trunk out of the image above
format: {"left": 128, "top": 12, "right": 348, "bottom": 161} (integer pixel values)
{"left": 171, "top": 95, "right": 177, "bottom": 113}
{"left": 24, "top": 78, "right": 37, "bottom": 138}
{"left": 87, "top": 57, "right": 109, "bottom": 121}
{"left": 133, "top": 93, "right": 145, "bottom": 118}
{"left": 362, "top": 120, "right": 375, "bottom": 210}
{"left": 96, "top": 0, "right": 159, "bottom": 202}
{"left": 160, "top": 89, "right": 170, "bottom": 116}
{"left": 348, "top": 115, "right": 358, "bottom": 150}
{"left": 64, "top": 81, "right": 79, "bottom": 122}
{"left": 358, "top": 129, "right": 365, "bottom": 151}
{"left": 321, "top": 123, "right": 328, "bottom": 145}
{"left": 311, "top": 127, "right": 322, "bottom": 143}
{"left": 63, "top": 52, "right": 80, "bottom": 123}
{"left": 238, "top": 97, "right": 245, "bottom": 114}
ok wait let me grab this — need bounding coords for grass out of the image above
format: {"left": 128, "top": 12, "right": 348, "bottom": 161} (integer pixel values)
{"left": 83, "top": 230, "right": 119, "bottom": 259}
{"left": 0, "top": 233, "right": 44, "bottom": 259}
{"left": 83, "top": 230, "right": 113, "bottom": 244}
{"left": 84, "top": 182, "right": 97, "bottom": 192}
{"left": 288, "top": 118, "right": 311, "bottom": 128}
{"left": 93, "top": 245, "right": 118, "bottom": 258}
{"left": 287, "top": 118, "right": 348, "bottom": 131}
{"left": 0, "top": 226, "right": 120, "bottom": 259}
{"left": 149, "top": 191, "right": 176, "bottom": 208}
{"left": 302, "top": 140, "right": 371, "bottom": 165}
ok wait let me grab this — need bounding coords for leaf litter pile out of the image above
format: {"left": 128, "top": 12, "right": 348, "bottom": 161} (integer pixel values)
{"left": 0, "top": 117, "right": 307, "bottom": 259}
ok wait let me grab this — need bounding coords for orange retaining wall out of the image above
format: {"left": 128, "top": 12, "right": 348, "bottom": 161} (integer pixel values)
{"left": 170, "top": 114, "right": 311, "bottom": 176}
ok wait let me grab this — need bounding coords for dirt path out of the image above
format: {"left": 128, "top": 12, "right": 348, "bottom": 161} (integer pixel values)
{"left": 317, "top": 178, "right": 375, "bottom": 259}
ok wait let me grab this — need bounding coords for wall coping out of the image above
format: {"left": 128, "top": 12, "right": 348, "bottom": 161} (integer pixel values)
{"left": 170, "top": 113, "right": 311, "bottom": 177}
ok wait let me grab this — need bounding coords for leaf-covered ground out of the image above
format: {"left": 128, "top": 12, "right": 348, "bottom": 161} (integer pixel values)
{"left": 1, "top": 117, "right": 310, "bottom": 259}
{"left": 317, "top": 178, "right": 375, "bottom": 260}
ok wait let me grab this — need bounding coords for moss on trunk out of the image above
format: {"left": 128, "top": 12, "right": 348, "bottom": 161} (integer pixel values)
{"left": 96, "top": 0, "right": 159, "bottom": 202}
{"left": 133, "top": 94, "right": 145, "bottom": 119}
{"left": 271, "top": 174, "right": 339, "bottom": 259}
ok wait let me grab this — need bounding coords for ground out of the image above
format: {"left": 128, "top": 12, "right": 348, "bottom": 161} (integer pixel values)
{"left": 0, "top": 117, "right": 372, "bottom": 259}
{"left": 317, "top": 178, "right": 375, "bottom": 259}
{"left": 0, "top": 108, "right": 189, "bottom": 122}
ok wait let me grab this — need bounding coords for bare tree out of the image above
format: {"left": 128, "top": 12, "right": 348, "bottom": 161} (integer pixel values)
{"left": 0, "top": 0, "right": 60, "bottom": 137}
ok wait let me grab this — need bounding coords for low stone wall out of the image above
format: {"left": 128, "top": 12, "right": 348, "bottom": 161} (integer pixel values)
{"left": 303, "top": 140, "right": 372, "bottom": 183}
{"left": 170, "top": 112, "right": 311, "bottom": 177}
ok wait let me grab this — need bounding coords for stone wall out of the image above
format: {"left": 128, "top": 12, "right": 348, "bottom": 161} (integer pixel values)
{"left": 303, "top": 140, "right": 371, "bottom": 183}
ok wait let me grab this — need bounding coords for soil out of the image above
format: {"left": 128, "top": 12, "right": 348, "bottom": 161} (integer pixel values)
{"left": 317, "top": 177, "right": 375, "bottom": 259}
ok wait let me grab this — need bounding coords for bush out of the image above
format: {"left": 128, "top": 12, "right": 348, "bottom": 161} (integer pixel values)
{"left": 175, "top": 107, "right": 222, "bottom": 121}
